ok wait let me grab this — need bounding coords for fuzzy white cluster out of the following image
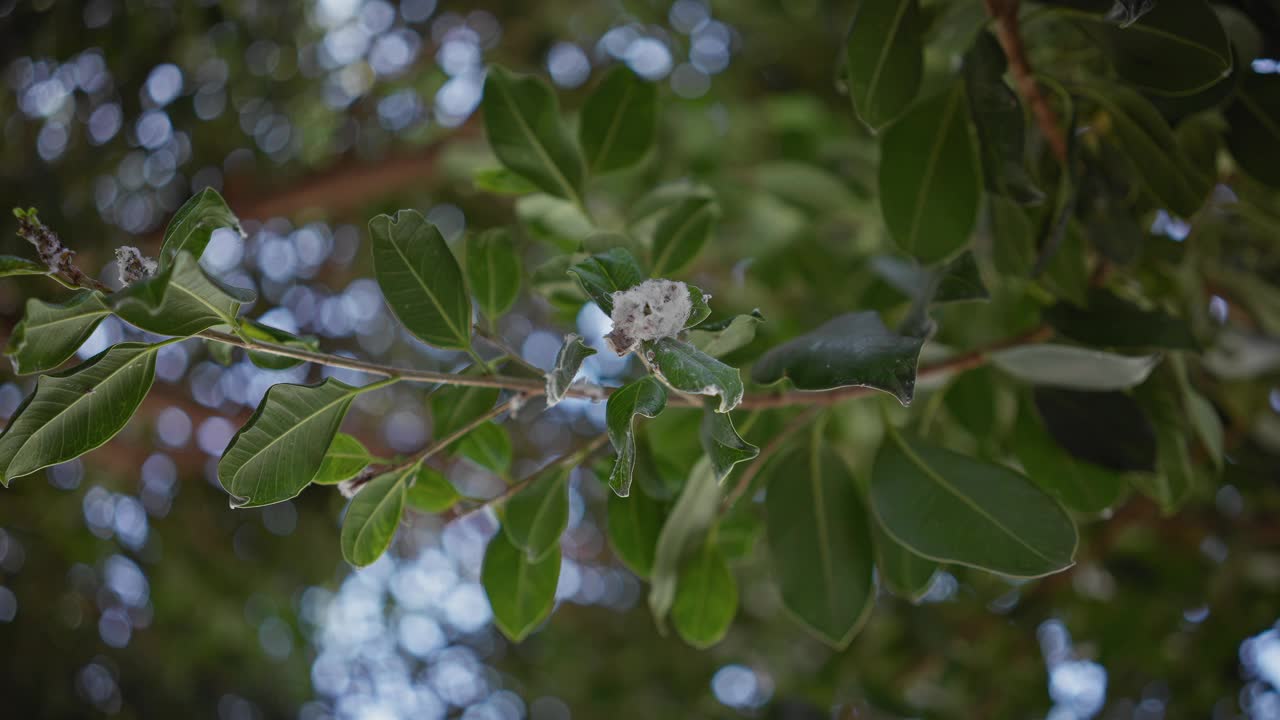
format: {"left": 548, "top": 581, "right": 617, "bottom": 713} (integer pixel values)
{"left": 115, "top": 246, "right": 158, "bottom": 286}
{"left": 605, "top": 279, "right": 691, "bottom": 355}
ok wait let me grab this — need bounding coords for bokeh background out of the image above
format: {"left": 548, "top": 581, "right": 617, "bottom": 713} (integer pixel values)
{"left": 2, "top": 1, "right": 1280, "bottom": 718}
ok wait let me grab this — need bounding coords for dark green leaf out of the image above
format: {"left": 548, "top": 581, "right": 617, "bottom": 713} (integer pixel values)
{"left": 606, "top": 377, "right": 668, "bottom": 497}
{"left": 431, "top": 381, "right": 499, "bottom": 439}
{"left": 240, "top": 319, "right": 320, "bottom": 370}
{"left": 751, "top": 312, "right": 924, "bottom": 405}
{"left": 517, "top": 195, "right": 594, "bottom": 253}
{"left": 482, "top": 65, "right": 585, "bottom": 204}
{"left": 1184, "top": 388, "right": 1223, "bottom": 470}
{"left": 963, "top": 31, "right": 1041, "bottom": 203}
{"left": 482, "top": 531, "right": 560, "bottom": 642}
{"left": 650, "top": 196, "right": 719, "bottom": 277}
{"left": 688, "top": 311, "right": 765, "bottom": 358}
{"left": 649, "top": 459, "right": 719, "bottom": 628}
{"left": 766, "top": 444, "right": 874, "bottom": 647}
{"left": 671, "top": 538, "right": 737, "bottom": 648}
{"left": 845, "top": 0, "right": 924, "bottom": 132}
{"left": 871, "top": 252, "right": 989, "bottom": 305}
{"left": 545, "top": 333, "right": 597, "bottom": 407}
{"left": 579, "top": 66, "right": 657, "bottom": 174}
{"left": 467, "top": 228, "right": 522, "bottom": 321}
{"left": 990, "top": 344, "right": 1161, "bottom": 390}
{"left": 1135, "top": 424, "right": 1195, "bottom": 512}
{"left": 406, "top": 467, "right": 461, "bottom": 513}
{"left": 717, "top": 511, "right": 762, "bottom": 561}
{"left": 0, "top": 342, "right": 161, "bottom": 484}
{"left": 458, "top": 421, "right": 512, "bottom": 475}
{"left": 112, "top": 252, "right": 255, "bottom": 337}
{"left": 370, "top": 210, "right": 472, "bottom": 350}
{"left": 607, "top": 486, "right": 667, "bottom": 578}
{"left": 699, "top": 409, "right": 759, "bottom": 482}
{"left": 0, "top": 255, "right": 48, "bottom": 277}
{"left": 1033, "top": 387, "right": 1156, "bottom": 473}
{"left": 218, "top": 378, "right": 369, "bottom": 507}
{"left": 879, "top": 83, "right": 982, "bottom": 263}
{"left": 312, "top": 433, "right": 372, "bottom": 485}
{"left": 871, "top": 517, "right": 937, "bottom": 602}
{"left": 1225, "top": 74, "right": 1280, "bottom": 187}
{"left": 871, "top": 432, "right": 1078, "bottom": 577}
{"left": 504, "top": 469, "right": 569, "bottom": 561}
{"left": 5, "top": 290, "right": 111, "bottom": 375}
{"left": 159, "top": 188, "right": 242, "bottom": 268}
{"left": 1045, "top": 288, "right": 1197, "bottom": 350}
{"left": 944, "top": 366, "right": 997, "bottom": 438}
{"left": 566, "top": 248, "right": 645, "bottom": 314}
{"left": 1015, "top": 393, "right": 1128, "bottom": 512}
{"left": 647, "top": 337, "right": 745, "bottom": 413}
{"left": 988, "top": 195, "right": 1036, "bottom": 277}
{"left": 340, "top": 468, "right": 408, "bottom": 567}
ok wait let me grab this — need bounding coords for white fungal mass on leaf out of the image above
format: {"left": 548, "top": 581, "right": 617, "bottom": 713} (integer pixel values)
{"left": 115, "top": 246, "right": 158, "bottom": 285}
{"left": 605, "top": 279, "right": 692, "bottom": 355}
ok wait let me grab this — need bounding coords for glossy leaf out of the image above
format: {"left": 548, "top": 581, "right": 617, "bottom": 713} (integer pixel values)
{"left": 699, "top": 409, "right": 759, "bottom": 482}
{"left": 458, "top": 421, "right": 512, "bottom": 475}
{"left": 879, "top": 83, "right": 981, "bottom": 263}
{"left": 369, "top": 210, "right": 472, "bottom": 350}
{"left": 566, "top": 248, "right": 645, "bottom": 314}
{"left": 579, "top": 66, "right": 657, "bottom": 173}
{"left": 340, "top": 468, "right": 408, "bottom": 567}
{"left": 671, "top": 538, "right": 737, "bottom": 648}
{"left": 607, "top": 487, "right": 666, "bottom": 578}
{"left": 240, "top": 319, "right": 320, "bottom": 371}
{"left": 312, "top": 433, "right": 372, "bottom": 485}
{"left": 647, "top": 338, "right": 744, "bottom": 414}
{"left": 605, "top": 377, "right": 668, "bottom": 497}
{"left": 871, "top": 518, "right": 937, "bottom": 602}
{"left": 1015, "top": 394, "right": 1128, "bottom": 513}
{"left": 751, "top": 312, "right": 924, "bottom": 405}
{"left": 0, "top": 256, "right": 48, "bottom": 277}
{"left": 0, "top": 342, "right": 160, "bottom": 484}
{"left": 845, "top": 0, "right": 923, "bottom": 132}
{"left": 650, "top": 196, "right": 719, "bottom": 277}
{"left": 545, "top": 333, "right": 597, "bottom": 408}
{"left": 5, "top": 290, "right": 111, "bottom": 375}
{"left": 649, "top": 459, "right": 719, "bottom": 629}
{"left": 1045, "top": 288, "right": 1197, "bottom": 350}
{"left": 504, "top": 469, "right": 569, "bottom": 561}
{"left": 990, "top": 344, "right": 1161, "bottom": 391}
{"left": 1225, "top": 74, "right": 1280, "bottom": 187}
{"left": 688, "top": 311, "right": 764, "bottom": 358}
{"left": 218, "top": 378, "right": 367, "bottom": 507}
{"left": 467, "top": 228, "right": 522, "bottom": 321}
{"left": 158, "top": 187, "right": 242, "bottom": 268}
{"left": 766, "top": 444, "right": 874, "bottom": 647}
{"left": 482, "top": 531, "right": 560, "bottom": 642}
{"left": 482, "top": 65, "right": 585, "bottom": 204}
{"left": 431, "top": 382, "right": 499, "bottom": 439}
{"left": 406, "top": 467, "right": 461, "bottom": 513}
{"left": 871, "top": 432, "right": 1077, "bottom": 578}
{"left": 112, "top": 252, "right": 255, "bottom": 337}
{"left": 963, "top": 30, "right": 1040, "bottom": 203}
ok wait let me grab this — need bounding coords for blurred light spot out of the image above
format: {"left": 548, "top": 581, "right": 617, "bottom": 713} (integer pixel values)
{"left": 385, "top": 409, "right": 428, "bottom": 452}
{"left": 1254, "top": 58, "right": 1279, "bottom": 74}
{"left": 145, "top": 63, "right": 183, "bottom": 106}
{"left": 598, "top": 26, "right": 639, "bottom": 60}
{"left": 0, "top": 586, "right": 16, "bottom": 622}
{"left": 105, "top": 555, "right": 149, "bottom": 608}
{"left": 441, "top": 583, "right": 491, "bottom": 633}
{"left": 371, "top": 29, "right": 420, "bottom": 77}
{"left": 1184, "top": 605, "right": 1210, "bottom": 623}
{"left": 626, "top": 38, "right": 673, "bottom": 80}
{"left": 156, "top": 406, "right": 192, "bottom": 448}
{"left": 113, "top": 495, "right": 148, "bottom": 549}
{"left": 203, "top": 226, "right": 245, "bottom": 274}
{"left": 262, "top": 502, "right": 298, "bottom": 536}
{"left": 77, "top": 662, "right": 120, "bottom": 711}
{"left": 671, "top": 63, "right": 709, "bottom": 98}
{"left": 48, "top": 459, "right": 84, "bottom": 491}
{"left": 1049, "top": 660, "right": 1107, "bottom": 718}
{"left": 529, "top": 696, "right": 571, "bottom": 720}
{"left": 712, "top": 664, "right": 773, "bottom": 709}
{"left": 402, "top": 0, "right": 436, "bottom": 23}
{"left": 156, "top": 342, "right": 190, "bottom": 383}
{"left": 427, "top": 203, "right": 465, "bottom": 241}
{"left": 1150, "top": 210, "right": 1190, "bottom": 241}
{"left": 398, "top": 614, "right": 446, "bottom": 657}
{"left": 259, "top": 616, "right": 294, "bottom": 660}
{"left": 1243, "top": 627, "right": 1280, "bottom": 689}
{"left": 920, "top": 570, "right": 957, "bottom": 603}
{"left": 315, "top": 0, "right": 361, "bottom": 28}
{"left": 37, "top": 122, "right": 68, "bottom": 162}
{"left": 99, "top": 607, "right": 132, "bottom": 647}
{"left": 135, "top": 110, "right": 173, "bottom": 150}
{"left": 547, "top": 43, "right": 590, "bottom": 88}
{"left": 671, "top": 0, "right": 711, "bottom": 33}
{"left": 377, "top": 89, "right": 423, "bottom": 131}
{"left": 197, "top": 417, "right": 237, "bottom": 456}
{"left": 435, "top": 70, "right": 483, "bottom": 126}
{"left": 522, "top": 331, "right": 562, "bottom": 373}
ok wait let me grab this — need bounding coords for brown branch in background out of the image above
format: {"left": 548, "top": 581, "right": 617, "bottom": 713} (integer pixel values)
{"left": 983, "top": 0, "right": 1069, "bottom": 164}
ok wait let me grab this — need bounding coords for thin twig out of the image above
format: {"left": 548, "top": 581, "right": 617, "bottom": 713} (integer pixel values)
{"left": 722, "top": 406, "right": 822, "bottom": 511}
{"left": 451, "top": 433, "right": 611, "bottom": 522}
{"left": 473, "top": 325, "right": 546, "bottom": 377}
{"left": 984, "top": 0, "right": 1069, "bottom": 163}
{"left": 382, "top": 395, "right": 527, "bottom": 475}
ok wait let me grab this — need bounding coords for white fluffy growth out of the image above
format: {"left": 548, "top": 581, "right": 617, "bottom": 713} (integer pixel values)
{"left": 115, "top": 246, "right": 158, "bottom": 285}
{"left": 605, "top": 279, "right": 691, "bottom": 355}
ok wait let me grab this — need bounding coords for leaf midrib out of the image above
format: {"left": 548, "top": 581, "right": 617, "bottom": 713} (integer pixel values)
{"left": 904, "top": 86, "right": 962, "bottom": 252}
{"left": 230, "top": 384, "right": 357, "bottom": 494}
{"left": 351, "top": 472, "right": 406, "bottom": 562}
{"left": 382, "top": 221, "right": 469, "bottom": 347}
{"left": 590, "top": 78, "right": 635, "bottom": 171}
{"left": 858, "top": 0, "right": 913, "bottom": 125}
{"left": 495, "top": 77, "right": 582, "bottom": 206}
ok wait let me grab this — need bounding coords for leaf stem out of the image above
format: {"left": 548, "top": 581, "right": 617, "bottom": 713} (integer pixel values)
{"left": 983, "top": 0, "right": 1069, "bottom": 164}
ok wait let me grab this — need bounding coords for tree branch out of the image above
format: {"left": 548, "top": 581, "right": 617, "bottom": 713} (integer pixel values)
{"left": 984, "top": 0, "right": 1069, "bottom": 163}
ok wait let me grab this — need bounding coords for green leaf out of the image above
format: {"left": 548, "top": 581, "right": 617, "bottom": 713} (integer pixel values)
{"left": 671, "top": 538, "right": 737, "bottom": 648}
{"left": 1051, "top": 0, "right": 1232, "bottom": 97}
{"left": 1136, "top": 424, "right": 1195, "bottom": 513}
{"left": 112, "top": 252, "right": 256, "bottom": 337}
{"left": 1045, "top": 288, "right": 1197, "bottom": 350}
{"left": 458, "top": 421, "right": 512, "bottom": 475}
{"left": 606, "top": 377, "right": 669, "bottom": 497}
{"left": 688, "top": 311, "right": 765, "bottom": 358}
{"left": 717, "top": 510, "right": 762, "bottom": 560}
{"left": 879, "top": 83, "right": 982, "bottom": 263}
{"left": 482, "top": 530, "right": 560, "bottom": 642}
{"left": 504, "top": 469, "right": 569, "bottom": 561}
{"left": 963, "top": 31, "right": 1041, "bottom": 203}
{"left": 545, "top": 333, "right": 597, "bottom": 408}
{"left": 872, "top": 519, "right": 937, "bottom": 602}
{"left": 988, "top": 195, "right": 1036, "bottom": 277}
{"left": 0, "top": 342, "right": 161, "bottom": 484}
{"left": 766, "top": 444, "right": 875, "bottom": 647}
{"left": 755, "top": 163, "right": 859, "bottom": 216}
{"left": 218, "top": 378, "right": 369, "bottom": 507}
{"left": 467, "top": 228, "right": 522, "bottom": 322}
{"left": 5, "top": 290, "right": 111, "bottom": 375}
{"left": 431, "top": 381, "right": 499, "bottom": 439}
{"left": 751, "top": 312, "right": 924, "bottom": 405}
{"left": 944, "top": 366, "right": 998, "bottom": 438}
{"left": 871, "top": 432, "right": 1078, "bottom": 578}
{"left": 647, "top": 338, "right": 745, "bottom": 414}
{"left": 607, "top": 487, "right": 667, "bottom": 578}
{"left": 1032, "top": 387, "right": 1156, "bottom": 473}
{"left": 240, "top": 319, "right": 320, "bottom": 370}
{"left": 340, "top": 468, "right": 408, "bottom": 567}
{"left": 870, "top": 252, "right": 989, "bottom": 305}
{"left": 845, "top": 0, "right": 923, "bottom": 132}
{"left": 650, "top": 196, "right": 719, "bottom": 277}
{"left": 312, "top": 433, "right": 372, "bottom": 485}
{"left": 159, "top": 188, "right": 242, "bottom": 268}
{"left": 649, "top": 458, "right": 719, "bottom": 629}
{"left": 684, "top": 285, "right": 712, "bottom": 328}
{"left": 1014, "top": 394, "right": 1127, "bottom": 513}
{"left": 369, "top": 210, "right": 472, "bottom": 350}
{"left": 473, "top": 166, "right": 540, "bottom": 196}
{"left": 989, "top": 344, "right": 1161, "bottom": 390}
{"left": 566, "top": 248, "right": 645, "bottom": 314}
{"left": 517, "top": 195, "right": 594, "bottom": 253}
{"left": 699, "top": 409, "right": 759, "bottom": 482}
{"left": 0, "top": 255, "right": 48, "bottom": 277}
{"left": 1073, "top": 80, "right": 1207, "bottom": 217}
{"left": 1225, "top": 74, "right": 1280, "bottom": 187}
{"left": 579, "top": 66, "right": 657, "bottom": 174}
{"left": 406, "top": 466, "right": 461, "bottom": 513}
{"left": 482, "top": 65, "right": 585, "bottom": 205}
{"left": 1184, "top": 388, "right": 1224, "bottom": 470}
